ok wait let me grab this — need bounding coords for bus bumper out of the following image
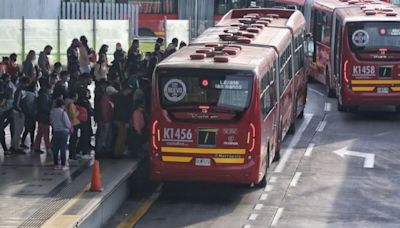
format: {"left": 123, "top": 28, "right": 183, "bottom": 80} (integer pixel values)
{"left": 149, "top": 155, "right": 260, "bottom": 185}
{"left": 343, "top": 87, "right": 400, "bottom": 106}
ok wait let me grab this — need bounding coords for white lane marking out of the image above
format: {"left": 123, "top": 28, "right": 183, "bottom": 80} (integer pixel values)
{"left": 248, "top": 213, "right": 258, "bottom": 220}
{"left": 316, "top": 121, "right": 327, "bottom": 132}
{"left": 324, "top": 102, "right": 332, "bottom": 112}
{"left": 374, "top": 131, "right": 392, "bottom": 137}
{"left": 274, "top": 114, "right": 313, "bottom": 173}
{"left": 243, "top": 225, "right": 252, "bottom": 228}
{"left": 259, "top": 193, "right": 268, "bottom": 201}
{"left": 309, "top": 88, "right": 325, "bottom": 97}
{"left": 271, "top": 208, "right": 284, "bottom": 226}
{"left": 269, "top": 176, "right": 278, "bottom": 183}
{"left": 304, "top": 143, "right": 315, "bottom": 157}
{"left": 254, "top": 203, "right": 264, "bottom": 210}
{"left": 264, "top": 185, "right": 273, "bottom": 192}
{"left": 290, "top": 172, "right": 302, "bottom": 187}
{"left": 333, "top": 147, "right": 375, "bottom": 168}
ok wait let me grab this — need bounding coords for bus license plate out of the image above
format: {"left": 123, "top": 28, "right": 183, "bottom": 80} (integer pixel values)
{"left": 195, "top": 158, "right": 211, "bottom": 166}
{"left": 377, "top": 87, "right": 389, "bottom": 94}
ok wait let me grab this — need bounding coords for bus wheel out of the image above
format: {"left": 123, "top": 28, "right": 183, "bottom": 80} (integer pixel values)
{"left": 273, "top": 148, "right": 280, "bottom": 162}
{"left": 298, "top": 109, "right": 304, "bottom": 119}
{"left": 288, "top": 122, "right": 296, "bottom": 135}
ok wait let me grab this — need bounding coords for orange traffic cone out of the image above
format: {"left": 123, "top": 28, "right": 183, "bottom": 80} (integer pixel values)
{"left": 90, "top": 160, "right": 104, "bottom": 192}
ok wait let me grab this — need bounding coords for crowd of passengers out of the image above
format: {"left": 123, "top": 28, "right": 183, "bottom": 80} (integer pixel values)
{"left": 0, "top": 36, "right": 186, "bottom": 170}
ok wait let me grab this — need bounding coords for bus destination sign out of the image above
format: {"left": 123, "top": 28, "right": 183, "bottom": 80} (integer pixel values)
{"left": 211, "top": 79, "right": 249, "bottom": 90}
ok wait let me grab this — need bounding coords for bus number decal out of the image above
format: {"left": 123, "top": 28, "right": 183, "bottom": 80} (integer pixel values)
{"left": 163, "top": 128, "right": 193, "bottom": 141}
{"left": 352, "top": 65, "right": 376, "bottom": 76}
{"left": 352, "top": 29, "right": 369, "bottom": 47}
{"left": 163, "top": 79, "right": 187, "bottom": 102}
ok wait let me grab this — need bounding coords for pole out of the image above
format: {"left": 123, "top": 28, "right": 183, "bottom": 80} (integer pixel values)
{"left": 22, "top": 17, "right": 25, "bottom": 61}
{"left": 57, "top": 17, "right": 61, "bottom": 62}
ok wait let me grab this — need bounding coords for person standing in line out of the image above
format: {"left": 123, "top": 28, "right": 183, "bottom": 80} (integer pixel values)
{"left": 94, "top": 54, "right": 109, "bottom": 82}
{"left": 164, "top": 37, "right": 179, "bottom": 58}
{"left": 66, "top": 92, "right": 80, "bottom": 160}
{"left": 38, "top": 45, "right": 53, "bottom": 79}
{"left": 49, "top": 62, "right": 62, "bottom": 86}
{"left": 0, "top": 90, "right": 13, "bottom": 155}
{"left": 22, "top": 50, "right": 39, "bottom": 89}
{"left": 113, "top": 84, "right": 134, "bottom": 158}
{"left": 79, "top": 36, "right": 91, "bottom": 74}
{"left": 53, "top": 71, "right": 69, "bottom": 100}
{"left": 67, "top": 39, "right": 81, "bottom": 92}
{"left": 11, "top": 76, "right": 31, "bottom": 154}
{"left": 96, "top": 85, "right": 117, "bottom": 158}
{"left": 34, "top": 81, "right": 53, "bottom": 154}
{"left": 7, "top": 53, "right": 20, "bottom": 77}
{"left": 126, "top": 39, "right": 141, "bottom": 77}
{"left": 20, "top": 83, "right": 37, "bottom": 151}
{"left": 50, "top": 98, "right": 72, "bottom": 170}
{"left": 98, "top": 44, "right": 109, "bottom": 65}
{"left": 129, "top": 99, "right": 146, "bottom": 158}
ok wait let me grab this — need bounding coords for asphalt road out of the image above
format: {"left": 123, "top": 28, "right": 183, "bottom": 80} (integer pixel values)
{"left": 109, "top": 82, "right": 400, "bottom": 228}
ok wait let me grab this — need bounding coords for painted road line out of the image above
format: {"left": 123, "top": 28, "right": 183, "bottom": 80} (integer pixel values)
{"left": 269, "top": 176, "right": 278, "bottom": 183}
{"left": 309, "top": 88, "right": 325, "bottom": 97}
{"left": 264, "top": 185, "right": 273, "bottom": 192}
{"left": 333, "top": 148, "right": 375, "bottom": 169}
{"left": 254, "top": 203, "right": 264, "bottom": 210}
{"left": 274, "top": 114, "right": 313, "bottom": 173}
{"left": 117, "top": 184, "right": 163, "bottom": 228}
{"left": 316, "top": 120, "right": 326, "bottom": 132}
{"left": 324, "top": 102, "right": 332, "bottom": 112}
{"left": 374, "top": 131, "right": 392, "bottom": 137}
{"left": 259, "top": 193, "right": 268, "bottom": 201}
{"left": 304, "top": 143, "right": 315, "bottom": 157}
{"left": 290, "top": 172, "right": 302, "bottom": 187}
{"left": 271, "top": 208, "right": 284, "bottom": 226}
{"left": 243, "top": 225, "right": 252, "bottom": 228}
{"left": 248, "top": 213, "right": 258, "bottom": 221}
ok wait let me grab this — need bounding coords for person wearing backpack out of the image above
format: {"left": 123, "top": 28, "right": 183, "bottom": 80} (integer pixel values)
{"left": 66, "top": 92, "right": 80, "bottom": 160}
{"left": 50, "top": 98, "right": 72, "bottom": 170}
{"left": 34, "top": 81, "right": 52, "bottom": 154}
{"left": 20, "top": 83, "right": 37, "bottom": 150}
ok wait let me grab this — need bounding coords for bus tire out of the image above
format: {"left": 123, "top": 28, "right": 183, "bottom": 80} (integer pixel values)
{"left": 255, "top": 149, "right": 269, "bottom": 188}
{"left": 288, "top": 122, "right": 296, "bottom": 135}
{"left": 273, "top": 148, "right": 280, "bottom": 162}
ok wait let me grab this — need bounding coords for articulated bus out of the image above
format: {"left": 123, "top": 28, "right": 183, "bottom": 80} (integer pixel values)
{"left": 149, "top": 8, "right": 307, "bottom": 186}
{"left": 266, "top": 0, "right": 400, "bottom": 111}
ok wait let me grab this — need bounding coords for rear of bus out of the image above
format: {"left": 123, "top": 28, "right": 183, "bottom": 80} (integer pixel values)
{"left": 149, "top": 66, "right": 263, "bottom": 184}
{"left": 340, "top": 18, "right": 400, "bottom": 109}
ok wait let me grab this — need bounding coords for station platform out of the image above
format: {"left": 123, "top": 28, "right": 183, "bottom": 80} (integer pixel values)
{"left": 0, "top": 152, "right": 141, "bottom": 228}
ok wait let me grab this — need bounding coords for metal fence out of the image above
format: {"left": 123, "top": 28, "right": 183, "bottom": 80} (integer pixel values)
{"left": 60, "top": 1, "right": 139, "bottom": 36}
{"left": 0, "top": 18, "right": 130, "bottom": 65}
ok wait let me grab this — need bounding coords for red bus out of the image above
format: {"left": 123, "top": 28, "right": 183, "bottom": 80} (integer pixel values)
{"left": 149, "top": 8, "right": 307, "bottom": 186}
{"left": 134, "top": 0, "right": 278, "bottom": 37}
{"left": 266, "top": 0, "right": 400, "bottom": 111}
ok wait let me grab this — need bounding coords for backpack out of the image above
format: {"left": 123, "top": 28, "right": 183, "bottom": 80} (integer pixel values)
{"left": 76, "top": 105, "right": 88, "bottom": 122}
{"left": 21, "top": 91, "right": 37, "bottom": 118}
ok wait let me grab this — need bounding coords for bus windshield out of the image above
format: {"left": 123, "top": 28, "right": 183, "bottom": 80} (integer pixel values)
{"left": 348, "top": 21, "right": 400, "bottom": 52}
{"left": 158, "top": 69, "right": 253, "bottom": 112}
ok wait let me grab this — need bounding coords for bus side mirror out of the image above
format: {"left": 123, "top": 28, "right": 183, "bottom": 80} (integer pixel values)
{"left": 305, "top": 33, "right": 314, "bottom": 57}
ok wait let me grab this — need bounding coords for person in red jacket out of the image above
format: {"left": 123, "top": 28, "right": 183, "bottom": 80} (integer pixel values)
{"left": 96, "top": 85, "right": 118, "bottom": 157}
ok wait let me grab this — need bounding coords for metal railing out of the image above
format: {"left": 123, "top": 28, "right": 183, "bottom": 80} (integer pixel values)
{"left": 60, "top": 1, "right": 139, "bottom": 36}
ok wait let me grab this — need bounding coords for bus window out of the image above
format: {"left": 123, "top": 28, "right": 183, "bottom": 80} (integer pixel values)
{"left": 133, "top": 0, "right": 177, "bottom": 14}
{"left": 159, "top": 69, "right": 253, "bottom": 112}
{"left": 314, "top": 10, "right": 332, "bottom": 45}
{"left": 260, "top": 69, "right": 276, "bottom": 119}
{"left": 347, "top": 21, "right": 400, "bottom": 61}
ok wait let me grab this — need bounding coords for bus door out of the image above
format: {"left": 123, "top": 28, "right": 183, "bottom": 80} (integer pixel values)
{"left": 331, "top": 14, "right": 343, "bottom": 97}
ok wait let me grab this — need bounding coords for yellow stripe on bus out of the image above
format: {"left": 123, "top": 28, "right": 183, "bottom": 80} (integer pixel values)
{"left": 351, "top": 80, "right": 400, "bottom": 85}
{"left": 352, "top": 87, "right": 375, "bottom": 92}
{"left": 161, "top": 147, "right": 246, "bottom": 155}
{"left": 213, "top": 158, "right": 245, "bottom": 164}
{"left": 391, "top": 87, "right": 400, "bottom": 92}
{"left": 162, "top": 156, "right": 193, "bottom": 163}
